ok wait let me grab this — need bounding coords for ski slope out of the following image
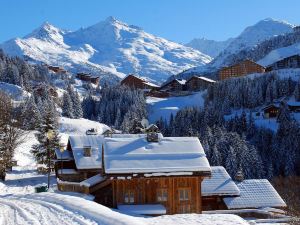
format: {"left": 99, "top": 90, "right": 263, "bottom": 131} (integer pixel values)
{"left": 147, "top": 91, "right": 206, "bottom": 123}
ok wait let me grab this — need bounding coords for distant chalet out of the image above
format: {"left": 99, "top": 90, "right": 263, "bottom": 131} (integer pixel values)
{"left": 185, "top": 76, "right": 216, "bottom": 91}
{"left": 47, "top": 65, "right": 67, "bottom": 74}
{"left": 266, "top": 54, "right": 300, "bottom": 72}
{"left": 76, "top": 72, "right": 100, "bottom": 85}
{"left": 121, "top": 74, "right": 159, "bottom": 91}
{"left": 160, "top": 79, "right": 186, "bottom": 92}
{"left": 219, "top": 60, "right": 265, "bottom": 80}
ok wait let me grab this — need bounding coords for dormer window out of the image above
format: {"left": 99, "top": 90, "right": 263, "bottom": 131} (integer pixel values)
{"left": 83, "top": 146, "right": 92, "bottom": 157}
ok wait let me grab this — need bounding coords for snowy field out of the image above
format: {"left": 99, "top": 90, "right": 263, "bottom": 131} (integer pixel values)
{"left": 147, "top": 91, "right": 206, "bottom": 123}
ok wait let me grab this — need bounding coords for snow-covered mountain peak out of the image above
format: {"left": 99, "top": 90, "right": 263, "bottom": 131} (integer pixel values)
{"left": 1, "top": 18, "right": 211, "bottom": 83}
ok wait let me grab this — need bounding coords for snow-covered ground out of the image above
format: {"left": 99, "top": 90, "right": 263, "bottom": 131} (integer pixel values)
{"left": 0, "top": 82, "right": 30, "bottom": 102}
{"left": 147, "top": 91, "right": 206, "bottom": 123}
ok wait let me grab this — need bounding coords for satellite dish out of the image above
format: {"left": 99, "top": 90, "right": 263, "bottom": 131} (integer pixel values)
{"left": 141, "top": 118, "right": 149, "bottom": 128}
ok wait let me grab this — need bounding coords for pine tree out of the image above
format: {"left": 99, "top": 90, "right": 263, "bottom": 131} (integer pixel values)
{"left": 31, "top": 101, "right": 59, "bottom": 167}
{"left": 62, "top": 92, "right": 74, "bottom": 118}
{"left": 72, "top": 91, "right": 83, "bottom": 119}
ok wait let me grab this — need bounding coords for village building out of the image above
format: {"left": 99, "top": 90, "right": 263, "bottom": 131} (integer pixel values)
{"left": 262, "top": 101, "right": 300, "bottom": 118}
{"left": 145, "top": 124, "right": 160, "bottom": 133}
{"left": 48, "top": 65, "right": 67, "bottom": 74}
{"left": 76, "top": 72, "right": 100, "bottom": 85}
{"left": 201, "top": 166, "right": 240, "bottom": 210}
{"left": 121, "top": 74, "right": 159, "bottom": 91}
{"left": 103, "top": 135, "right": 211, "bottom": 215}
{"left": 266, "top": 54, "right": 300, "bottom": 71}
{"left": 185, "top": 76, "right": 216, "bottom": 91}
{"left": 219, "top": 60, "right": 265, "bottom": 80}
{"left": 159, "top": 79, "right": 186, "bottom": 93}
{"left": 55, "top": 134, "right": 286, "bottom": 216}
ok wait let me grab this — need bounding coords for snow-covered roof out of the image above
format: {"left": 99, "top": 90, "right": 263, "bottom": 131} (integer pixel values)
{"left": 80, "top": 174, "right": 105, "bottom": 187}
{"left": 175, "top": 79, "right": 186, "bottom": 85}
{"left": 223, "top": 179, "right": 286, "bottom": 209}
{"left": 190, "top": 76, "right": 216, "bottom": 83}
{"left": 202, "top": 166, "right": 240, "bottom": 196}
{"left": 118, "top": 204, "right": 166, "bottom": 215}
{"left": 104, "top": 136, "right": 211, "bottom": 175}
{"left": 68, "top": 135, "right": 104, "bottom": 170}
{"left": 54, "top": 149, "right": 73, "bottom": 160}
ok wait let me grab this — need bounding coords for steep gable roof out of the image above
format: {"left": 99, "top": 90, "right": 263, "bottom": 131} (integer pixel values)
{"left": 202, "top": 166, "right": 240, "bottom": 197}
{"left": 223, "top": 179, "right": 286, "bottom": 209}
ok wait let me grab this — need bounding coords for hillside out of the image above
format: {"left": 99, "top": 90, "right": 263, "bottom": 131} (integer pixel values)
{"left": 186, "top": 38, "right": 233, "bottom": 58}
{"left": 179, "top": 18, "right": 295, "bottom": 79}
{"left": 0, "top": 17, "right": 211, "bottom": 84}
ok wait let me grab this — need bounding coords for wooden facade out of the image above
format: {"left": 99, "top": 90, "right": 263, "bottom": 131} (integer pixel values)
{"left": 219, "top": 60, "right": 265, "bottom": 80}
{"left": 160, "top": 79, "right": 186, "bottom": 92}
{"left": 121, "top": 74, "right": 159, "bottom": 90}
{"left": 266, "top": 55, "right": 300, "bottom": 71}
{"left": 185, "top": 76, "right": 215, "bottom": 91}
{"left": 263, "top": 105, "right": 280, "bottom": 118}
{"left": 106, "top": 176, "right": 203, "bottom": 214}
{"left": 76, "top": 73, "right": 100, "bottom": 85}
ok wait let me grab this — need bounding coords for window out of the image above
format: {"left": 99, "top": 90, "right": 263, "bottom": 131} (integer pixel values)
{"left": 124, "top": 190, "right": 135, "bottom": 203}
{"left": 83, "top": 146, "right": 92, "bottom": 157}
{"left": 157, "top": 189, "right": 168, "bottom": 202}
{"left": 178, "top": 188, "right": 190, "bottom": 201}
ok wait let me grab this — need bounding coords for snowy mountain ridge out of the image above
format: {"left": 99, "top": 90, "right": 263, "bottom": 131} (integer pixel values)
{"left": 185, "top": 38, "right": 234, "bottom": 58}
{"left": 182, "top": 18, "right": 295, "bottom": 77}
{"left": 0, "top": 17, "right": 212, "bottom": 84}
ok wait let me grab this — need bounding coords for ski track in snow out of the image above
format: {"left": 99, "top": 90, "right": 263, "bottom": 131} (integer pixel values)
{"left": 0, "top": 197, "right": 97, "bottom": 225}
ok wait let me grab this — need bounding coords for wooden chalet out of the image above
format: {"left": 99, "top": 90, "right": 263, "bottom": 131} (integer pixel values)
{"left": 56, "top": 133, "right": 212, "bottom": 215}
{"left": 159, "top": 79, "right": 186, "bottom": 92}
{"left": 55, "top": 134, "right": 287, "bottom": 216}
{"left": 145, "top": 124, "right": 160, "bottom": 133}
{"left": 185, "top": 76, "right": 216, "bottom": 91}
{"left": 219, "top": 60, "right": 265, "bottom": 80}
{"left": 48, "top": 66, "right": 67, "bottom": 74}
{"left": 262, "top": 104, "right": 280, "bottom": 118}
{"left": 76, "top": 73, "right": 100, "bottom": 85}
{"left": 262, "top": 101, "right": 300, "bottom": 118}
{"left": 266, "top": 55, "right": 300, "bottom": 72}
{"left": 121, "top": 74, "right": 159, "bottom": 91}
{"left": 103, "top": 134, "right": 211, "bottom": 214}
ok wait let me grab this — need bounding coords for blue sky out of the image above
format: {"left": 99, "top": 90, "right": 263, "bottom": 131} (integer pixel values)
{"left": 1, "top": 0, "right": 300, "bottom": 43}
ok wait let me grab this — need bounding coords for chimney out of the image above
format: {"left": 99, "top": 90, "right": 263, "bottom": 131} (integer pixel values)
{"left": 147, "top": 132, "right": 159, "bottom": 142}
{"left": 83, "top": 146, "right": 92, "bottom": 157}
{"left": 235, "top": 170, "right": 244, "bottom": 182}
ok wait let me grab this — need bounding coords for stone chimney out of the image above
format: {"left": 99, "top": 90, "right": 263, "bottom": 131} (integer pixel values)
{"left": 235, "top": 170, "right": 244, "bottom": 182}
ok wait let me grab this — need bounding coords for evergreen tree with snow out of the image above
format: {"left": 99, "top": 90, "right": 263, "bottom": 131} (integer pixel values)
{"left": 31, "top": 100, "right": 59, "bottom": 167}
{"left": 62, "top": 92, "right": 74, "bottom": 118}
